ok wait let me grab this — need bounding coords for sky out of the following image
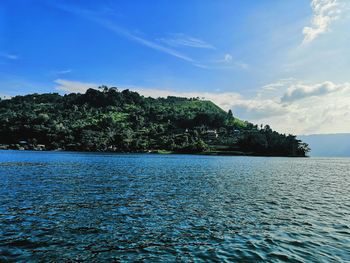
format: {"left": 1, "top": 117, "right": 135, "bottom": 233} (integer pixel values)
{"left": 1, "top": 0, "right": 350, "bottom": 135}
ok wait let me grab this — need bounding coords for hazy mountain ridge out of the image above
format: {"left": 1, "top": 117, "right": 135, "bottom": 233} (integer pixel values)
{"left": 298, "top": 133, "right": 350, "bottom": 157}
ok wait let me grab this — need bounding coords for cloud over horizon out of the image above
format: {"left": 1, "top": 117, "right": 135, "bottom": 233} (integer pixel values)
{"left": 3, "top": 1, "right": 350, "bottom": 136}
{"left": 54, "top": 78, "right": 350, "bottom": 135}
{"left": 281, "top": 81, "right": 349, "bottom": 102}
{"left": 55, "top": 79, "right": 98, "bottom": 94}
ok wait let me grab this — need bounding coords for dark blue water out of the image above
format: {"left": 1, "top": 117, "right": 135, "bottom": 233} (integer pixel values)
{"left": 0, "top": 151, "right": 349, "bottom": 262}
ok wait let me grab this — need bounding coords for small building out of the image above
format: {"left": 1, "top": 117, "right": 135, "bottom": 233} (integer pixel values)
{"left": 206, "top": 130, "right": 218, "bottom": 140}
{"left": 194, "top": 125, "right": 206, "bottom": 133}
{"left": 36, "top": 144, "right": 46, "bottom": 151}
{"left": 0, "top": 145, "right": 9, "bottom": 150}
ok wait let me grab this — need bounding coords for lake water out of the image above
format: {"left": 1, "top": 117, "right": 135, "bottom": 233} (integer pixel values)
{"left": 0, "top": 151, "right": 349, "bottom": 262}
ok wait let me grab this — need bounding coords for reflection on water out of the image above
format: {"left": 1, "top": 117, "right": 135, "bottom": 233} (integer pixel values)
{"left": 0, "top": 151, "right": 350, "bottom": 262}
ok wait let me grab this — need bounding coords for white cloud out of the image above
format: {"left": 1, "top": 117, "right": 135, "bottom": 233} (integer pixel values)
{"left": 133, "top": 87, "right": 287, "bottom": 120}
{"left": 222, "top": 54, "right": 248, "bottom": 69}
{"left": 135, "top": 88, "right": 242, "bottom": 110}
{"left": 158, "top": 33, "right": 215, "bottom": 49}
{"left": 53, "top": 78, "right": 350, "bottom": 135}
{"left": 262, "top": 78, "right": 295, "bottom": 91}
{"left": 53, "top": 78, "right": 242, "bottom": 110}
{"left": 257, "top": 80, "right": 350, "bottom": 134}
{"left": 281, "top": 91, "right": 350, "bottom": 135}
{"left": 206, "top": 54, "right": 248, "bottom": 70}
{"left": 0, "top": 93, "right": 11, "bottom": 100}
{"left": 224, "top": 54, "right": 233, "bottom": 63}
{"left": 232, "top": 99, "right": 289, "bottom": 120}
{"left": 55, "top": 79, "right": 98, "bottom": 93}
{"left": 303, "top": 0, "right": 341, "bottom": 44}
{"left": 281, "top": 81, "right": 349, "bottom": 102}
{"left": 136, "top": 80, "right": 350, "bottom": 135}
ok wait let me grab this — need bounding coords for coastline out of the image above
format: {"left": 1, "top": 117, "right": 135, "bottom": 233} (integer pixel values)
{"left": 0, "top": 148, "right": 308, "bottom": 157}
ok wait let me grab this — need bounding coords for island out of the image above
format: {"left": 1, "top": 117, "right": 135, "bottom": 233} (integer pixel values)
{"left": 0, "top": 86, "right": 309, "bottom": 157}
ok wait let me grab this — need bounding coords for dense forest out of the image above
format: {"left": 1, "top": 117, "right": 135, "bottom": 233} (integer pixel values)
{"left": 0, "top": 86, "right": 310, "bottom": 156}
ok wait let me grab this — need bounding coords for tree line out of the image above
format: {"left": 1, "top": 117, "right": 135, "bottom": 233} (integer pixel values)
{"left": 0, "top": 86, "right": 309, "bottom": 156}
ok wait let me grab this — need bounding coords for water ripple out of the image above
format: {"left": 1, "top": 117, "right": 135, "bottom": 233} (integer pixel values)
{"left": 0, "top": 152, "right": 350, "bottom": 262}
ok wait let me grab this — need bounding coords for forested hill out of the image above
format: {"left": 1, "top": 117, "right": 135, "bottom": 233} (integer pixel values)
{"left": 0, "top": 86, "right": 309, "bottom": 156}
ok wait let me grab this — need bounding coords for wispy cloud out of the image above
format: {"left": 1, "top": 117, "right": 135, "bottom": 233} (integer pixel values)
{"left": 209, "top": 53, "right": 248, "bottom": 70}
{"left": 262, "top": 78, "right": 295, "bottom": 91}
{"left": 0, "top": 52, "right": 19, "bottom": 60}
{"left": 49, "top": 3, "right": 252, "bottom": 71}
{"left": 55, "top": 79, "right": 98, "bottom": 93}
{"left": 157, "top": 33, "right": 215, "bottom": 49}
{"left": 53, "top": 3, "right": 196, "bottom": 63}
{"left": 233, "top": 62, "right": 248, "bottom": 70}
{"left": 303, "top": 0, "right": 341, "bottom": 44}
{"left": 99, "top": 20, "right": 196, "bottom": 63}
{"left": 52, "top": 69, "right": 72, "bottom": 75}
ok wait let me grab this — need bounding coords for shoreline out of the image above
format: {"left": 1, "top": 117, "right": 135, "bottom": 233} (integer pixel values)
{"left": 0, "top": 148, "right": 308, "bottom": 157}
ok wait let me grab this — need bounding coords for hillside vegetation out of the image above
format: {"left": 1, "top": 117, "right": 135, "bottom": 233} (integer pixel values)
{"left": 0, "top": 86, "right": 309, "bottom": 156}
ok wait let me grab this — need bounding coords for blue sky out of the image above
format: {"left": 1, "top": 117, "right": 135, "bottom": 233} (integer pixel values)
{"left": 1, "top": 0, "right": 350, "bottom": 134}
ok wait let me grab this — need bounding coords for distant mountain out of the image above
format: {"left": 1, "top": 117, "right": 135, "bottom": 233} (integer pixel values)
{"left": 298, "top": 134, "right": 350, "bottom": 157}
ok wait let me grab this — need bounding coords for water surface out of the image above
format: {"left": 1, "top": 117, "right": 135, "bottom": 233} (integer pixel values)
{"left": 0, "top": 151, "right": 349, "bottom": 262}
